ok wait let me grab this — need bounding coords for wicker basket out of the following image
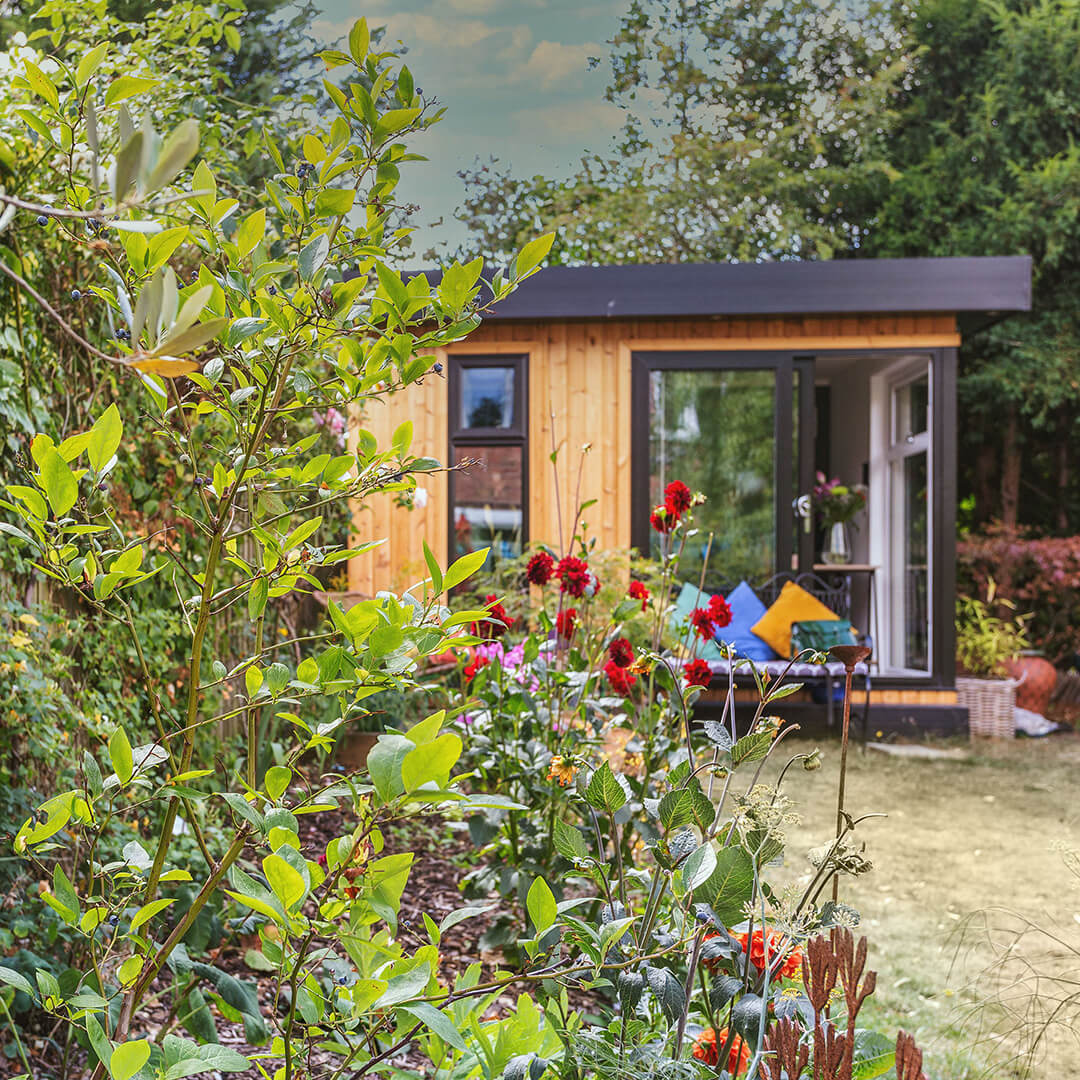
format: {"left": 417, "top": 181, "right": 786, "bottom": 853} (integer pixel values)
{"left": 956, "top": 675, "right": 1017, "bottom": 738}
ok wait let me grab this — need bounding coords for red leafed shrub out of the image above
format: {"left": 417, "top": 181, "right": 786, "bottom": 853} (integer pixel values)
{"left": 957, "top": 523, "right": 1080, "bottom": 663}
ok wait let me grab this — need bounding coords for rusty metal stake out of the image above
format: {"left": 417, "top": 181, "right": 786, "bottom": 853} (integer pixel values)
{"left": 828, "top": 644, "right": 871, "bottom": 902}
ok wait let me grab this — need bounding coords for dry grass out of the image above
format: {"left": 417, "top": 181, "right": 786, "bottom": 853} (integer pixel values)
{"left": 771, "top": 733, "right": 1080, "bottom": 1080}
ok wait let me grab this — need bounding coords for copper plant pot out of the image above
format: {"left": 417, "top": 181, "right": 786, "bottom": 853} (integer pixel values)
{"left": 1003, "top": 654, "right": 1057, "bottom": 716}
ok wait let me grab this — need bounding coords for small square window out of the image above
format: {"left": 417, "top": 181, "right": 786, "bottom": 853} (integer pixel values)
{"left": 460, "top": 366, "right": 515, "bottom": 429}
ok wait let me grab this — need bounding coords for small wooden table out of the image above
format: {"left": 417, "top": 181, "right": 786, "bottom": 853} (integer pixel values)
{"left": 813, "top": 564, "right": 880, "bottom": 668}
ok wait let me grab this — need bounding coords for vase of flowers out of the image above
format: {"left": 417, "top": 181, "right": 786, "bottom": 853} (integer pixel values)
{"left": 813, "top": 472, "right": 867, "bottom": 565}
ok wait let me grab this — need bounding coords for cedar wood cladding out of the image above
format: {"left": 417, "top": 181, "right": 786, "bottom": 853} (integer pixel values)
{"left": 346, "top": 312, "right": 960, "bottom": 596}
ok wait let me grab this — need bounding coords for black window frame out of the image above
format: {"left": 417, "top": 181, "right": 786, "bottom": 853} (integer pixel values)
{"left": 447, "top": 354, "right": 529, "bottom": 565}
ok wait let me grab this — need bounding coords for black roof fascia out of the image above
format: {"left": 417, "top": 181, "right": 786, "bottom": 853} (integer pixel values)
{"left": 396, "top": 256, "right": 1031, "bottom": 326}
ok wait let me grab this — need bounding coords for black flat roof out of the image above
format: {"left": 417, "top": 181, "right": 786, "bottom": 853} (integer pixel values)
{"left": 460, "top": 256, "right": 1031, "bottom": 329}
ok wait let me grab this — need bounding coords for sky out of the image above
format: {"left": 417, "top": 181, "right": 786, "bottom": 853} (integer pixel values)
{"left": 311, "top": 0, "right": 628, "bottom": 254}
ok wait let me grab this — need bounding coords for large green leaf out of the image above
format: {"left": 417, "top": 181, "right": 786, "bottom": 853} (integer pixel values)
{"left": 584, "top": 761, "right": 627, "bottom": 814}
{"left": 695, "top": 846, "right": 755, "bottom": 925}
{"left": 110, "top": 1039, "right": 150, "bottom": 1080}
{"left": 526, "top": 877, "right": 557, "bottom": 933}
{"left": 87, "top": 404, "right": 123, "bottom": 473}
{"left": 401, "top": 733, "right": 462, "bottom": 792}
{"left": 36, "top": 441, "right": 77, "bottom": 516}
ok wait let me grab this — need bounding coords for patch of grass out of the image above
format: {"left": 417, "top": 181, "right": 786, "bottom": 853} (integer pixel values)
{"left": 772, "top": 734, "right": 1080, "bottom": 1079}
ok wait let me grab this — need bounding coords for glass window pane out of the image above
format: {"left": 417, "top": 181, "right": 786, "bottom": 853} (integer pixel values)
{"left": 460, "top": 366, "right": 515, "bottom": 429}
{"left": 893, "top": 374, "right": 929, "bottom": 443}
{"left": 649, "top": 368, "right": 776, "bottom": 584}
{"left": 452, "top": 444, "right": 524, "bottom": 567}
{"left": 902, "top": 450, "right": 929, "bottom": 670}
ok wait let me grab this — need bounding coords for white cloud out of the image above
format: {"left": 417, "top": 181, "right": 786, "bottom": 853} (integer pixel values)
{"left": 511, "top": 98, "right": 622, "bottom": 141}
{"left": 515, "top": 39, "right": 600, "bottom": 91}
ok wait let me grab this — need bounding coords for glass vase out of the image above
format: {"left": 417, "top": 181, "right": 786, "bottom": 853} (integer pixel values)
{"left": 822, "top": 521, "right": 852, "bottom": 565}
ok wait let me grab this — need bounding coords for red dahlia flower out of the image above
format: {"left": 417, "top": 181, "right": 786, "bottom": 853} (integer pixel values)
{"left": 476, "top": 595, "right": 514, "bottom": 639}
{"left": 692, "top": 1027, "right": 750, "bottom": 1074}
{"left": 650, "top": 505, "right": 675, "bottom": 534}
{"left": 628, "top": 580, "right": 649, "bottom": 610}
{"left": 708, "top": 593, "right": 733, "bottom": 629}
{"left": 556, "top": 556, "right": 591, "bottom": 598}
{"left": 526, "top": 550, "right": 555, "bottom": 585}
{"left": 463, "top": 652, "right": 490, "bottom": 683}
{"left": 689, "top": 606, "right": 716, "bottom": 641}
{"left": 664, "top": 479, "right": 692, "bottom": 517}
{"left": 556, "top": 608, "right": 577, "bottom": 639}
{"left": 683, "top": 658, "right": 712, "bottom": 688}
{"left": 607, "top": 637, "right": 634, "bottom": 668}
{"left": 604, "top": 659, "right": 637, "bottom": 697}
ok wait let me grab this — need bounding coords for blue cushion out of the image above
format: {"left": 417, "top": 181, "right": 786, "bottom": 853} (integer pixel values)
{"left": 718, "top": 581, "right": 778, "bottom": 661}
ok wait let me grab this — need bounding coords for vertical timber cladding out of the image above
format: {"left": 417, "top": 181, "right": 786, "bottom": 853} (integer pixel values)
{"left": 346, "top": 313, "right": 960, "bottom": 596}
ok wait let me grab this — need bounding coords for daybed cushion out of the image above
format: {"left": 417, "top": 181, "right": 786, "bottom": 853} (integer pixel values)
{"left": 751, "top": 581, "right": 841, "bottom": 660}
{"left": 718, "top": 580, "right": 778, "bottom": 661}
{"left": 790, "top": 619, "right": 858, "bottom": 658}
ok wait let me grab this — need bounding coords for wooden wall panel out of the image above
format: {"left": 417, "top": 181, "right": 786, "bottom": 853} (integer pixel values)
{"left": 347, "top": 313, "right": 959, "bottom": 595}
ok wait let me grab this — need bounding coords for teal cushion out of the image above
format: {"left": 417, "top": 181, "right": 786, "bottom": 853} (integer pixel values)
{"left": 790, "top": 619, "right": 857, "bottom": 658}
{"left": 718, "top": 581, "right": 778, "bottom": 662}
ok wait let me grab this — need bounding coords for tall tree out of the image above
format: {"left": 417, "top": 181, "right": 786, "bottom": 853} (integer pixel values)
{"left": 865, "top": 0, "right": 1080, "bottom": 530}
{"left": 456, "top": 0, "right": 910, "bottom": 265}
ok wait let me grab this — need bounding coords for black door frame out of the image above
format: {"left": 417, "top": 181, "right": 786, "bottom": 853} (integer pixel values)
{"left": 630, "top": 350, "right": 816, "bottom": 576}
{"left": 630, "top": 345, "right": 956, "bottom": 688}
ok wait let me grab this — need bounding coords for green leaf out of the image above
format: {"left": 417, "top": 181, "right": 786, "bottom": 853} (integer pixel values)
{"left": 51, "top": 863, "right": 80, "bottom": 924}
{"left": 731, "top": 731, "right": 775, "bottom": 766}
{"left": 85, "top": 1014, "right": 112, "bottom": 1068}
{"left": 526, "top": 877, "right": 557, "bottom": 933}
{"left": 851, "top": 1029, "right": 897, "bottom": 1079}
{"left": 129, "top": 897, "right": 176, "bottom": 935}
{"left": 109, "top": 726, "right": 134, "bottom": 784}
{"left": 314, "top": 188, "right": 355, "bottom": 216}
{"left": 87, "top": 404, "right": 123, "bottom": 475}
{"left": 401, "top": 733, "right": 462, "bottom": 792}
{"left": 399, "top": 1001, "right": 467, "bottom": 1052}
{"left": 0, "top": 966, "right": 35, "bottom": 998}
{"left": 235, "top": 209, "right": 265, "bottom": 259}
{"left": 584, "top": 761, "right": 627, "bottom": 814}
{"left": 552, "top": 819, "right": 588, "bottom": 863}
{"left": 646, "top": 966, "right": 686, "bottom": 1026}
{"left": 422, "top": 540, "right": 443, "bottom": 594}
{"left": 75, "top": 43, "right": 108, "bottom": 88}
{"left": 443, "top": 547, "right": 489, "bottom": 592}
{"left": 160, "top": 1036, "right": 250, "bottom": 1079}
{"left": 37, "top": 441, "right": 78, "bottom": 516}
{"left": 367, "top": 733, "right": 412, "bottom": 803}
{"left": 348, "top": 18, "right": 370, "bottom": 64}
{"left": 681, "top": 843, "right": 717, "bottom": 890}
{"left": 659, "top": 788, "right": 695, "bottom": 830}
{"left": 513, "top": 232, "right": 555, "bottom": 278}
{"left": 298, "top": 234, "right": 329, "bottom": 280}
{"left": 262, "top": 853, "right": 306, "bottom": 910}
{"left": 146, "top": 119, "right": 200, "bottom": 193}
{"left": 104, "top": 76, "right": 160, "bottom": 108}
{"left": 264, "top": 765, "right": 291, "bottom": 801}
{"left": 111, "top": 1039, "right": 151, "bottom": 1080}
{"left": 695, "top": 847, "right": 755, "bottom": 925}
{"left": 248, "top": 577, "right": 268, "bottom": 620}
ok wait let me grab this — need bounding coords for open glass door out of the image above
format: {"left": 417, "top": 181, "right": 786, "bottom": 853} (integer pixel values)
{"left": 887, "top": 367, "right": 931, "bottom": 673}
{"left": 634, "top": 353, "right": 814, "bottom": 589}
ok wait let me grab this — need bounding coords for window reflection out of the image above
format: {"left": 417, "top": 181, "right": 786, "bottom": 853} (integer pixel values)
{"left": 460, "top": 367, "right": 515, "bottom": 429}
{"left": 452, "top": 444, "right": 524, "bottom": 565}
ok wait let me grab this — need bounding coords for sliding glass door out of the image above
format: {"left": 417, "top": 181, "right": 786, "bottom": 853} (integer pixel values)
{"left": 633, "top": 352, "right": 814, "bottom": 589}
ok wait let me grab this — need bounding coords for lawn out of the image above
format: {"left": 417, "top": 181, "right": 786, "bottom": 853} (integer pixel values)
{"left": 774, "top": 734, "right": 1080, "bottom": 1079}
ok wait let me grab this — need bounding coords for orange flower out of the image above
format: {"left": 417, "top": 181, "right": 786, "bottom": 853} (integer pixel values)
{"left": 734, "top": 929, "right": 803, "bottom": 980}
{"left": 692, "top": 1027, "right": 750, "bottom": 1075}
{"left": 547, "top": 756, "right": 577, "bottom": 787}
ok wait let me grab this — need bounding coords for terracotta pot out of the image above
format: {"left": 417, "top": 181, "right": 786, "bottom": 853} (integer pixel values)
{"left": 1003, "top": 654, "right": 1057, "bottom": 715}
{"left": 335, "top": 731, "right": 379, "bottom": 772}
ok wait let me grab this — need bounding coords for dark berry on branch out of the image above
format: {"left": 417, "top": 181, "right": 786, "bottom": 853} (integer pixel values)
{"left": 267, "top": 284, "right": 277, "bottom": 295}
{"left": 36, "top": 214, "right": 47, "bottom": 225}
{"left": 71, "top": 289, "right": 81, "bottom": 300}
{"left": 108, "top": 914, "right": 119, "bottom": 926}
{"left": 97, "top": 482, "right": 107, "bottom": 492}
{"left": 433, "top": 362, "right": 443, "bottom": 374}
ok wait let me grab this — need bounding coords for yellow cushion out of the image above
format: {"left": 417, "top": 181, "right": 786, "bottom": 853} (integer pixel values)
{"left": 750, "top": 582, "right": 841, "bottom": 659}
